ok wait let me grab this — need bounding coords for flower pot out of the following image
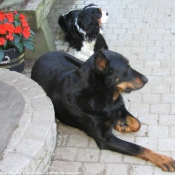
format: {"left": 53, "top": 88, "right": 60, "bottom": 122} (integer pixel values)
{"left": 0, "top": 47, "right": 25, "bottom": 73}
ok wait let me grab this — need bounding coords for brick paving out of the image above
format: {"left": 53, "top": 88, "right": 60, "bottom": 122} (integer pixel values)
{"left": 24, "top": 0, "right": 175, "bottom": 174}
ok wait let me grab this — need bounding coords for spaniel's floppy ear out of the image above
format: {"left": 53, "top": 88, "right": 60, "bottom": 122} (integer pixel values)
{"left": 78, "top": 13, "right": 99, "bottom": 42}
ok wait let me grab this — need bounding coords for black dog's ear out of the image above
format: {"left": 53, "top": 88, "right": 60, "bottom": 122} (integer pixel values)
{"left": 95, "top": 51, "right": 115, "bottom": 87}
{"left": 95, "top": 51, "right": 114, "bottom": 75}
{"left": 95, "top": 51, "right": 108, "bottom": 72}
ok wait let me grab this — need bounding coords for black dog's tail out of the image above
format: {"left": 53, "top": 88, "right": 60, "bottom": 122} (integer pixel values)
{"left": 58, "top": 15, "right": 67, "bottom": 33}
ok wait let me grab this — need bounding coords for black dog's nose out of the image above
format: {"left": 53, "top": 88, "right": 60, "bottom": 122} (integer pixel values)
{"left": 142, "top": 76, "right": 148, "bottom": 84}
{"left": 106, "top": 12, "right": 109, "bottom": 16}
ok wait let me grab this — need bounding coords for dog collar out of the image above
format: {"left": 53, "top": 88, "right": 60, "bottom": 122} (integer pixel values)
{"left": 75, "top": 17, "right": 86, "bottom": 35}
{"left": 84, "top": 5, "right": 99, "bottom": 10}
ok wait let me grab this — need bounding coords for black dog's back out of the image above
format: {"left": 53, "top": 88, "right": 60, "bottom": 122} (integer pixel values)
{"left": 31, "top": 51, "right": 83, "bottom": 96}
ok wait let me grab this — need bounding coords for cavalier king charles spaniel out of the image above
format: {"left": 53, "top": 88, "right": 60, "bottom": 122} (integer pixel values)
{"left": 58, "top": 4, "right": 109, "bottom": 61}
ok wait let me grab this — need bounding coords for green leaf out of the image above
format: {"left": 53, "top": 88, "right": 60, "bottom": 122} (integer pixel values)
{"left": 15, "top": 20, "right": 21, "bottom": 27}
{"left": 13, "top": 34, "right": 21, "bottom": 45}
{"left": 15, "top": 42, "right": 24, "bottom": 53}
{"left": 0, "top": 48, "right": 4, "bottom": 62}
{"left": 30, "top": 30, "right": 35, "bottom": 36}
{"left": 3, "top": 40, "right": 7, "bottom": 50}
{"left": 22, "top": 40, "right": 35, "bottom": 51}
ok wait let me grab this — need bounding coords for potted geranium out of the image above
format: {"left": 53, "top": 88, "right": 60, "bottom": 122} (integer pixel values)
{"left": 0, "top": 10, "right": 35, "bottom": 73}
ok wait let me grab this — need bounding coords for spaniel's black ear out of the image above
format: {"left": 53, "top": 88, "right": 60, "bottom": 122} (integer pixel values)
{"left": 78, "top": 12, "right": 99, "bottom": 42}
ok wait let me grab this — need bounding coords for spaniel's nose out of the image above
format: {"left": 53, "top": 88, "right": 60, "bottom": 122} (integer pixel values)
{"left": 106, "top": 12, "right": 109, "bottom": 16}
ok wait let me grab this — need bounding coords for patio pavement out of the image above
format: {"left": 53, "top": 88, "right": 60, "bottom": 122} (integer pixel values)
{"left": 24, "top": 0, "right": 175, "bottom": 174}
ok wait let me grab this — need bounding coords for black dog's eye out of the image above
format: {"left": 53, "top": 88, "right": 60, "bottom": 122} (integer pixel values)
{"left": 109, "top": 68, "right": 114, "bottom": 74}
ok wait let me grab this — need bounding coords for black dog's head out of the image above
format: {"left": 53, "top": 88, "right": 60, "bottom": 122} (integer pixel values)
{"left": 77, "top": 4, "right": 108, "bottom": 42}
{"left": 91, "top": 50, "right": 148, "bottom": 100}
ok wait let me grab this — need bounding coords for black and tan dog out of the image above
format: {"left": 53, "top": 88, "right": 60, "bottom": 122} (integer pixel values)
{"left": 31, "top": 50, "right": 175, "bottom": 172}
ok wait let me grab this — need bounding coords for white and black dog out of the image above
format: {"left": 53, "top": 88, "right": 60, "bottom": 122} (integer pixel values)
{"left": 58, "top": 4, "right": 109, "bottom": 61}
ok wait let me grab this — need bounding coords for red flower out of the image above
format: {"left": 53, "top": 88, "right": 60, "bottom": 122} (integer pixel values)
{"left": 0, "top": 24, "right": 6, "bottom": 34}
{"left": 14, "top": 26, "right": 22, "bottom": 34}
{"left": 5, "top": 23, "right": 15, "bottom": 33}
{"left": 19, "top": 14, "right": 26, "bottom": 20}
{"left": 0, "top": 11, "right": 35, "bottom": 53}
{"left": 21, "top": 19, "right": 29, "bottom": 27}
{"left": 6, "top": 33, "right": 14, "bottom": 41}
{"left": 6, "top": 12, "right": 14, "bottom": 23}
{"left": 0, "top": 12, "right": 5, "bottom": 22}
{"left": 14, "top": 11, "right": 18, "bottom": 15}
{"left": 22, "top": 27, "right": 30, "bottom": 38}
{"left": 0, "top": 37, "right": 6, "bottom": 46}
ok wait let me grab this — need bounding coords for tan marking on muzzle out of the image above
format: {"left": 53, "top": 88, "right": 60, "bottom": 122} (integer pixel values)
{"left": 113, "top": 87, "right": 123, "bottom": 101}
{"left": 117, "top": 82, "right": 135, "bottom": 91}
{"left": 117, "top": 77, "right": 145, "bottom": 91}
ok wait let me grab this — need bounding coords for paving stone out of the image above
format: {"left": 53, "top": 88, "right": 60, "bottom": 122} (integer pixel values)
{"left": 159, "top": 115, "right": 175, "bottom": 125}
{"left": 129, "top": 103, "right": 150, "bottom": 114}
{"left": 162, "top": 94, "right": 175, "bottom": 103}
{"left": 88, "top": 138, "right": 98, "bottom": 148}
{"left": 151, "top": 84, "right": 169, "bottom": 93}
{"left": 147, "top": 125, "right": 168, "bottom": 137}
{"left": 13, "top": 76, "right": 38, "bottom": 90}
{"left": 145, "top": 60, "right": 161, "bottom": 68}
{"left": 152, "top": 68, "right": 169, "bottom": 76}
{"left": 158, "top": 138, "right": 175, "bottom": 152}
{"left": 15, "top": 139, "right": 44, "bottom": 157}
{"left": 49, "top": 161, "right": 82, "bottom": 175}
{"left": 32, "top": 108, "right": 55, "bottom": 124}
{"left": 30, "top": 96, "right": 53, "bottom": 109}
{"left": 100, "top": 150, "right": 122, "bottom": 163}
{"left": 53, "top": 147, "right": 78, "bottom": 161}
{"left": 76, "top": 148, "right": 100, "bottom": 162}
{"left": 129, "top": 165, "right": 154, "bottom": 175}
{"left": 67, "top": 135, "right": 89, "bottom": 147}
{"left": 171, "top": 104, "right": 175, "bottom": 114}
{"left": 142, "top": 94, "right": 161, "bottom": 104}
{"left": 22, "top": 85, "right": 46, "bottom": 99}
{"left": 0, "top": 153, "right": 30, "bottom": 174}
{"left": 1, "top": 71, "right": 25, "bottom": 83}
{"left": 24, "top": 123, "right": 53, "bottom": 142}
{"left": 123, "top": 155, "right": 147, "bottom": 165}
{"left": 151, "top": 104, "right": 169, "bottom": 115}
{"left": 82, "top": 163, "right": 105, "bottom": 175}
{"left": 105, "top": 164, "right": 128, "bottom": 175}
{"left": 138, "top": 114, "right": 158, "bottom": 125}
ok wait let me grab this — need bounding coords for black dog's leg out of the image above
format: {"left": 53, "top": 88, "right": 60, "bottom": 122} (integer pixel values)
{"left": 114, "top": 107, "right": 141, "bottom": 133}
{"left": 94, "top": 133, "right": 175, "bottom": 172}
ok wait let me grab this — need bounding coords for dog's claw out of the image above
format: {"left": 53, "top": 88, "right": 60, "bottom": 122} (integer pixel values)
{"left": 154, "top": 156, "right": 175, "bottom": 172}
